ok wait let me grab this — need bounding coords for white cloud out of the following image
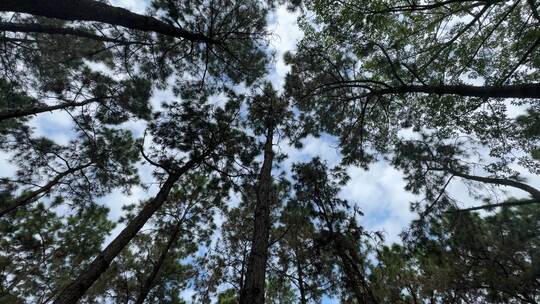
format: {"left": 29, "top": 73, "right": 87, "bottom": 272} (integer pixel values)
{"left": 110, "top": 0, "right": 150, "bottom": 14}
{"left": 340, "top": 161, "right": 418, "bottom": 244}
{"left": 28, "top": 111, "right": 75, "bottom": 145}
{"left": 265, "top": 6, "right": 303, "bottom": 90}
{"left": 0, "top": 151, "right": 17, "bottom": 178}
{"left": 278, "top": 134, "right": 341, "bottom": 171}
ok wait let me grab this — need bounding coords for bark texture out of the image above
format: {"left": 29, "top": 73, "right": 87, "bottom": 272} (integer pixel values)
{"left": 295, "top": 249, "right": 308, "bottom": 304}
{"left": 0, "top": 22, "right": 136, "bottom": 44}
{"left": 0, "top": 0, "right": 216, "bottom": 43}
{"left": 239, "top": 126, "right": 274, "bottom": 304}
{"left": 450, "top": 199, "right": 540, "bottom": 212}
{"left": 446, "top": 169, "right": 540, "bottom": 201}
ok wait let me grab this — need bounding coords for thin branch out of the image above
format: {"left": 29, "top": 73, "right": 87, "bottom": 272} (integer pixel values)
{"left": 447, "top": 199, "right": 540, "bottom": 212}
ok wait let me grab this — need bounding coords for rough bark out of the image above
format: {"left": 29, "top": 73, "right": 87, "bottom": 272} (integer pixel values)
{"left": 52, "top": 155, "right": 204, "bottom": 304}
{"left": 239, "top": 126, "right": 274, "bottom": 304}
{"left": 0, "top": 97, "right": 106, "bottom": 122}
{"left": 0, "top": 0, "right": 216, "bottom": 44}
{"left": 0, "top": 162, "right": 92, "bottom": 218}
{"left": 134, "top": 222, "right": 182, "bottom": 304}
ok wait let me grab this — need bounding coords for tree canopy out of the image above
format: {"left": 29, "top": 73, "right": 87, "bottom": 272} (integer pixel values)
{"left": 0, "top": 0, "right": 538, "bottom": 303}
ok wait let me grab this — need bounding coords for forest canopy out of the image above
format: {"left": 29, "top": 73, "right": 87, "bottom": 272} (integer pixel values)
{"left": 0, "top": 0, "right": 539, "bottom": 303}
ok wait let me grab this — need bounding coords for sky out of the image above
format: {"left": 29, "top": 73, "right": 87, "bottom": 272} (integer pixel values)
{"left": 2, "top": 1, "right": 540, "bottom": 303}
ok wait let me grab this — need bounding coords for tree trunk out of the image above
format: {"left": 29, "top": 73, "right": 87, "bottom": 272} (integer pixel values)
{"left": 52, "top": 155, "right": 203, "bottom": 304}
{"left": 239, "top": 126, "right": 274, "bottom": 304}
{"left": 0, "top": 97, "right": 106, "bottom": 122}
{"left": 375, "top": 83, "right": 540, "bottom": 99}
{"left": 0, "top": 0, "right": 216, "bottom": 44}
{"left": 294, "top": 249, "right": 307, "bottom": 304}
{"left": 0, "top": 162, "right": 92, "bottom": 218}
{"left": 134, "top": 222, "right": 182, "bottom": 304}
{"left": 0, "top": 22, "right": 137, "bottom": 44}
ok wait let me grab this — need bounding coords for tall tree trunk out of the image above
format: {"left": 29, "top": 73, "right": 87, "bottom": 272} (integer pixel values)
{"left": 294, "top": 248, "right": 307, "bottom": 304}
{"left": 239, "top": 126, "right": 274, "bottom": 304}
{"left": 134, "top": 222, "right": 182, "bottom": 304}
{"left": 0, "top": 162, "right": 92, "bottom": 218}
{"left": 53, "top": 155, "right": 204, "bottom": 304}
{"left": 0, "top": 0, "right": 216, "bottom": 44}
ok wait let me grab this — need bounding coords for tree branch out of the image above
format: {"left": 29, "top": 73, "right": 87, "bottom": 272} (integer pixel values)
{"left": 442, "top": 168, "right": 540, "bottom": 201}
{"left": 0, "top": 96, "right": 109, "bottom": 121}
{"left": 0, "top": 162, "right": 92, "bottom": 218}
{"left": 372, "top": 83, "right": 540, "bottom": 99}
{"left": 0, "top": 0, "right": 217, "bottom": 44}
{"left": 447, "top": 199, "right": 540, "bottom": 212}
{"left": 0, "top": 22, "right": 145, "bottom": 45}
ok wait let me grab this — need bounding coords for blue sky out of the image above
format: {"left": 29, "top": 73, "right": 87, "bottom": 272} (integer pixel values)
{"left": 2, "top": 1, "right": 540, "bottom": 303}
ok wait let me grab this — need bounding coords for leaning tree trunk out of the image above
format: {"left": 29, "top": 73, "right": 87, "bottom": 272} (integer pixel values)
{"left": 239, "top": 126, "right": 274, "bottom": 304}
{"left": 0, "top": 97, "right": 105, "bottom": 122}
{"left": 53, "top": 155, "right": 204, "bottom": 304}
{"left": 134, "top": 222, "right": 182, "bottom": 304}
{"left": 0, "top": 0, "right": 215, "bottom": 43}
{"left": 0, "top": 22, "right": 135, "bottom": 44}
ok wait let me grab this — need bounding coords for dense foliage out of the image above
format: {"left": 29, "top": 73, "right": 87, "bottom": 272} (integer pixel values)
{"left": 0, "top": 0, "right": 538, "bottom": 303}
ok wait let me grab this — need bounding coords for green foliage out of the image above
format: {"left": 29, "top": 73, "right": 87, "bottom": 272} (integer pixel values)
{"left": 0, "top": 0, "right": 539, "bottom": 303}
{"left": 140, "top": 0, "right": 271, "bottom": 95}
{"left": 286, "top": 0, "right": 540, "bottom": 175}
{"left": 217, "top": 289, "right": 238, "bottom": 304}
{"left": 265, "top": 276, "right": 296, "bottom": 304}
{"left": 1, "top": 124, "right": 141, "bottom": 209}
{"left": 0, "top": 203, "right": 115, "bottom": 303}
{"left": 0, "top": 79, "right": 35, "bottom": 145}
{"left": 370, "top": 204, "right": 540, "bottom": 303}
{"left": 516, "top": 108, "right": 540, "bottom": 162}
{"left": 94, "top": 174, "right": 221, "bottom": 303}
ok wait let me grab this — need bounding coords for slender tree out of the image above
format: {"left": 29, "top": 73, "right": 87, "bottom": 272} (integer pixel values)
{"left": 239, "top": 84, "right": 292, "bottom": 304}
{"left": 291, "top": 158, "right": 379, "bottom": 303}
